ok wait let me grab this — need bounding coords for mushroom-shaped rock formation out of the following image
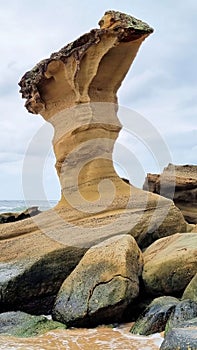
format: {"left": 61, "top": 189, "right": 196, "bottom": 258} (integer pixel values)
{"left": 0, "top": 11, "right": 187, "bottom": 315}
{"left": 19, "top": 10, "right": 155, "bottom": 213}
{"left": 18, "top": 10, "right": 186, "bottom": 239}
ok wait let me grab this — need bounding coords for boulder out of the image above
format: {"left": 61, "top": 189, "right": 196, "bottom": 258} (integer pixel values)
{"left": 52, "top": 235, "right": 143, "bottom": 327}
{"left": 143, "top": 163, "right": 197, "bottom": 224}
{"left": 165, "top": 300, "right": 197, "bottom": 335}
{"left": 0, "top": 311, "right": 66, "bottom": 337}
{"left": 143, "top": 233, "right": 197, "bottom": 295}
{"left": 130, "top": 296, "right": 179, "bottom": 335}
{"left": 160, "top": 327, "right": 197, "bottom": 350}
{"left": 182, "top": 273, "right": 197, "bottom": 302}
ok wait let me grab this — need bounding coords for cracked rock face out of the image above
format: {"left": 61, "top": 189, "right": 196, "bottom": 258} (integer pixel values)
{"left": 52, "top": 235, "right": 143, "bottom": 327}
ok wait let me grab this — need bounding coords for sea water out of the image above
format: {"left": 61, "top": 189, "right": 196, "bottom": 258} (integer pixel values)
{"left": 0, "top": 323, "right": 163, "bottom": 350}
{"left": 0, "top": 200, "right": 58, "bottom": 214}
{"left": 0, "top": 204, "right": 164, "bottom": 349}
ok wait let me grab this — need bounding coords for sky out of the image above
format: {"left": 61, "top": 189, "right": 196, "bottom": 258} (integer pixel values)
{"left": 0, "top": 0, "right": 196, "bottom": 200}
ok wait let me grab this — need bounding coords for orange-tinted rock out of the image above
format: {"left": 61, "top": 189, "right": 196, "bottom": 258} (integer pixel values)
{"left": 0, "top": 11, "right": 187, "bottom": 316}
{"left": 18, "top": 11, "right": 186, "bottom": 246}
{"left": 143, "top": 163, "right": 197, "bottom": 224}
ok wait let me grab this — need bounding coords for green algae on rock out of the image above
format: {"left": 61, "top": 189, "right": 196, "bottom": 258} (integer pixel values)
{"left": 0, "top": 311, "right": 66, "bottom": 337}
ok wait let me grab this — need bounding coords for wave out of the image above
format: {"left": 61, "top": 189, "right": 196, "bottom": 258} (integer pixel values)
{"left": 0, "top": 200, "right": 58, "bottom": 214}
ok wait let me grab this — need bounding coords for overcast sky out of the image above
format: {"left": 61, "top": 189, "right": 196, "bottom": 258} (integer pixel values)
{"left": 0, "top": 0, "right": 196, "bottom": 200}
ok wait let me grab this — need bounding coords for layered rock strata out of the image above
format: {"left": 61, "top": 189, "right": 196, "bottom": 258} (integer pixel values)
{"left": 0, "top": 11, "right": 187, "bottom": 315}
{"left": 18, "top": 10, "right": 186, "bottom": 240}
{"left": 143, "top": 164, "right": 197, "bottom": 224}
{"left": 19, "top": 10, "right": 155, "bottom": 211}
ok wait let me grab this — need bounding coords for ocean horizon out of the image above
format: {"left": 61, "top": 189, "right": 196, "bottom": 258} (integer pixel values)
{"left": 0, "top": 200, "right": 59, "bottom": 214}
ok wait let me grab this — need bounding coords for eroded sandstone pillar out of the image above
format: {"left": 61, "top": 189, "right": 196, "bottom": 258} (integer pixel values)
{"left": 19, "top": 11, "right": 153, "bottom": 212}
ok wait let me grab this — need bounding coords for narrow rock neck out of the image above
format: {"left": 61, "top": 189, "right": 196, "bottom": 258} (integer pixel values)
{"left": 49, "top": 103, "right": 129, "bottom": 208}
{"left": 18, "top": 11, "right": 154, "bottom": 211}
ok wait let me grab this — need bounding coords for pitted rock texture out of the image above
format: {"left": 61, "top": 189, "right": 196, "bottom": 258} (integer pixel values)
{"left": 143, "top": 163, "right": 197, "bottom": 224}
{"left": 19, "top": 10, "right": 153, "bottom": 115}
{"left": 19, "top": 10, "right": 154, "bottom": 210}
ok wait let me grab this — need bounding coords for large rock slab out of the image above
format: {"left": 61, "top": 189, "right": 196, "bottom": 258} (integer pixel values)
{"left": 144, "top": 163, "right": 197, "bottom": 224}
{"left": 143, "top": 233, "right": 197, "bottom": 295}
{"left": 0, "top": 221, "right": 86, "bottom": 314}
{"left": 52, "top": 235, "right": 143, "bottom": 327}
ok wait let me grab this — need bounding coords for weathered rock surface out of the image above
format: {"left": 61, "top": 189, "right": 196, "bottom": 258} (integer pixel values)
{"left": 0, "top": 225, "right": 86, "bottom": 314}
{"left": 17, "top": 9, "right": 186, "bottom": 250}
{"left": 52, "top": 235, "right": 143, "bottom": 327}
{"left": 161, "top": 301, "right": 197, "bottom": 349}
{"left": 0, "top": 207, "right": 41, "bottom": 224}
{"left": 0, "top": 11, "right": 187, "bottom": 317}
{"left": 165, "top": 300, "right": 197, "bottom": 335}
{"left": 182, "top": 273, "right": 197, "bottom": 302}
{"left": 130, "top": 296, "right": 179, "bottom": 335}
{"left": 143, "top": 233, "right": 197, "bottom": 295}
{"left": 160, "top": 327, "right": 197, "bottom": 350}
{"left": 0, "top": 311, "right": 66, "bottom": 337}
{"left": 143, "top": 163, "right": 197, "bottom": 224}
